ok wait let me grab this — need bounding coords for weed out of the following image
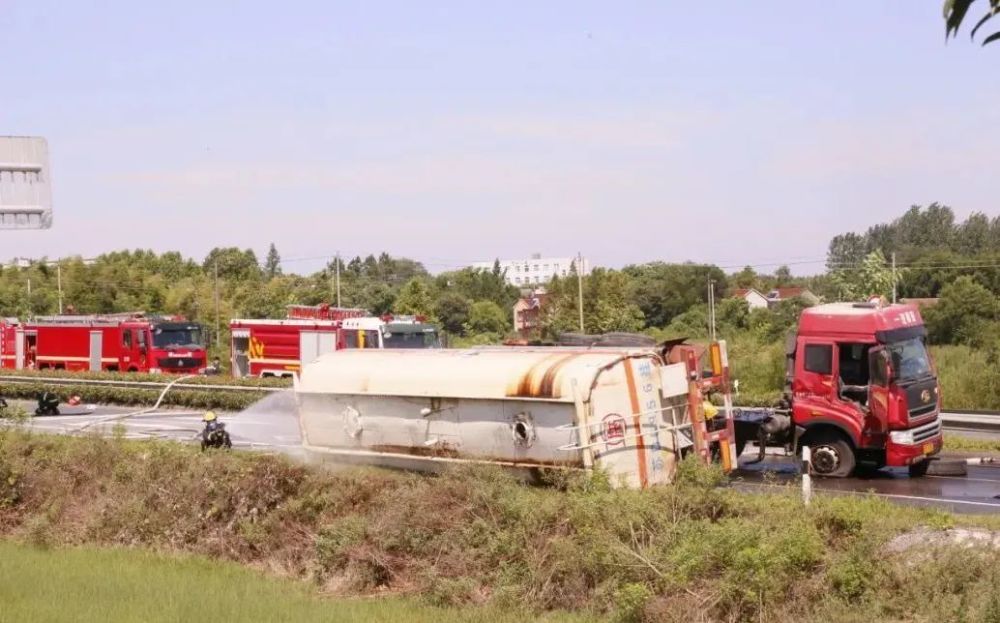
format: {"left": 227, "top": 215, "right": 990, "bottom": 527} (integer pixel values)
{"left": 613, "top": 583, "right": 652, "bottom": 623}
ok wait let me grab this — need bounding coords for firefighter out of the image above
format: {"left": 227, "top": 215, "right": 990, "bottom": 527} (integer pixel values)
{"left": 702, "top": 399, "right": 719, "bottom": 420}
{"left": 203, "top": 357, "right": 222, "bottom": 376}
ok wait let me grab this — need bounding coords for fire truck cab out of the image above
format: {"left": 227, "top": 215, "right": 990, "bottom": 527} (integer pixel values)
{"left": 340, "top": 315, "right": 441, "bottom": 350}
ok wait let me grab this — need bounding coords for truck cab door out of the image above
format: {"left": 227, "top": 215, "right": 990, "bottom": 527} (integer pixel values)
{"left": 795, "top": 340, "right": 837, "bottom": 403}
{"left": 867, "top": 347, "right": 891, "bottom": 430}
{"left": 136, "top": 329, "right": 149, "bottom": 369}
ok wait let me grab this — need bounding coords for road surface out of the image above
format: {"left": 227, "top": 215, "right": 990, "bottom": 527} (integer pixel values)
{"left": 736, "top": 453, "right": 1000, "bottom": 514}
{"left": 4, "top": 392, "right": 305, "bottom": 459}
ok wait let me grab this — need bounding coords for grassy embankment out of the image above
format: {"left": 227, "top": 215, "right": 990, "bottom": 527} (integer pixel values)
{"left": 3, "top": 429, "right": 1000, "bottom": 622}
{"left": 0, "top": 542, "right": 586, "bottom": 623}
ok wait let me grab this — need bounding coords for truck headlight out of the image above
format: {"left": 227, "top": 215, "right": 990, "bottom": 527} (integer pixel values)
{"left": 889, "top": 430, "right": 915, "bottom": 445}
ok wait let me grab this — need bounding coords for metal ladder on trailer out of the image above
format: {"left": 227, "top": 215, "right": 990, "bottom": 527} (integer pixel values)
{"left": 675, "top": 340, "right": 740, "bottom": 472}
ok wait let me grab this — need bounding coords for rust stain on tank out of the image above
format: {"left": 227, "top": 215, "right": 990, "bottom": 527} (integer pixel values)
{"left": 368, "top": 444, "right": 581, "bottom": 467}
{"left": 507, "top": 353, "right": 579, "bottom": 399}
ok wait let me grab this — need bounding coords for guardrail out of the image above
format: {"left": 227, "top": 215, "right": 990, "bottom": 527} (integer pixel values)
{"left": 940, "top": 410, "right": 1000, "bottom": 433}
{"left": 0, "top": 375, "right": 286, "bottom": 394}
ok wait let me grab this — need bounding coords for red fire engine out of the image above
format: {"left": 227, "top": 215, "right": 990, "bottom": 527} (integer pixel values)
{"left": 0, "top": 313, "right": 207, "bottom": 374}
{"left": 229, "top": 305, "right": 440, "bottom": 378}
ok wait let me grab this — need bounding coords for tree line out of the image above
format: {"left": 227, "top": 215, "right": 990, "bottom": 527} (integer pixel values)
{"left": 0, "top": 203, "right": 992, "bottom": 354}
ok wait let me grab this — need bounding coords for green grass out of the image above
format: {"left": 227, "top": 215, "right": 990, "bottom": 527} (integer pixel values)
{"left": 943, "top": 433, "right": 1000, "bottom": 454}
{"left": 0, "top": 541, "right": 589, "bottom": 623}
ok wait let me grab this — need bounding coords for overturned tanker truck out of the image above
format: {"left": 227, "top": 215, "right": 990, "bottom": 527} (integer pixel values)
{"left": 294, "top": 339, "right": 738, "bottom": 488}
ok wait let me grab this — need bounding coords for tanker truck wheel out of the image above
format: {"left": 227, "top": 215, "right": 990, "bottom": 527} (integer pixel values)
{"left": 804, "top": 433, "right": 855, "bottom": 478}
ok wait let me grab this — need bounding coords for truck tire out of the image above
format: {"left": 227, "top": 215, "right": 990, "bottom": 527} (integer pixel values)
{"left": 805, "top": 433, "right": 856, "bottom": 478}
{"left": 907, "top": 460, "right": 930, "bottom": 478}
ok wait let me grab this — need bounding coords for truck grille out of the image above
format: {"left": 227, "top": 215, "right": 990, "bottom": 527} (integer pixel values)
{"left": 909, "top": 402, "right": 937, "bottom": 420}
{"left": 910, "top": 418, "right": 942, "bottom": 444}
{"left": 904, "top": 379, "right": 938, "bottom": 423}
{"left": 157, "top": 357, "right": 201, "bottom": 369}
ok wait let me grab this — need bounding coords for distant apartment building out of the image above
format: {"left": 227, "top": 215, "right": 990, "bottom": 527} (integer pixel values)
{"left": 471, "top": 253, "right": 591, "bottom": 287}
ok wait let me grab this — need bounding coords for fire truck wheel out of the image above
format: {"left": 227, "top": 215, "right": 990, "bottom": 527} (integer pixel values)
{"left": 806, "top": 434, "right": 855, "bottom": 478}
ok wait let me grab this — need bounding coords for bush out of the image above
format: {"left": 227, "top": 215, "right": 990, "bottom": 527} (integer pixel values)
{"left": 0, "top": 368, "right": 290, "bottom": 389}
{"left": 0, "top": 432, "right": 999, "bottom": 622}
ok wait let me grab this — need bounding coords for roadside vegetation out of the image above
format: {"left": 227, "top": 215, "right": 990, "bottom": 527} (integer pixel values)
{"left": 0, "top": 542, "right": 587, "bottom": 623}
{"left": 943, "top": 434, "right": 1000, "bottom": 454}
{"left": 3, "top": 429, "right": 1000, "bottom": 622}
{"left": 0, "top": 368, "right": 289, "bottom": 411}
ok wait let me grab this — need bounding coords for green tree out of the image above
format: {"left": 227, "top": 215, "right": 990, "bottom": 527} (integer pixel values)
{"left": 358, "top": 282, "right": 396, "bottom": 315}
{"left": 541, "top": 268, "right": 644, "bottom": 336}
{"left": 464, "top": 301, "right": 509, "bottom": 336}
{"left": 203, "top": 248, "right": 262, "bottom": 282}
{"left": 774, "top": 265, "right": 792, "bottom": 286}
{"left": 264, "top": 243, "right": 282, "bottom": 280}
{"left": 393, "top": 278, "right": 435, "bottom": 317}
{"left": 434, "top": 293, "right": 472, "bottom": 335}
{"left": 829, "top": 250, "right": 895, "bottom": 301}
{"left": 944, "top": 0, "right": 1000, "bottom": 45}
{"left": 716, "top": 297, "right": 750, "bottom": 333}
{"left": 732, "top": 265, "right": 758, "bottom": 289}
{"left": 623, "top": 262, "right": 726, "bottom": 328}
{"left": 924, "top": 276, "right": 1000, "bottom": 346}
{"left": 434, "top": 263, "right": 518, "bottom": 310}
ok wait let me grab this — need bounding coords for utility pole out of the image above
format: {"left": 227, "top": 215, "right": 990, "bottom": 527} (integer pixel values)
{"left": 708, "top": 278, "right": 717, "bottom": 341}
{"left": 213, "top": 260, "right": 220, "bottom": 351}
{"left": 56, "top": 263, "right": 63, "bottom": 314}
{"left": 576, "top": 252, "right": 584, "bottom": 333}
{"left": 335, "top": 251, "right": 342, "bottom": 308}
{"left": 26, "top": 278, "right": 31, "bottom": 319}
{"left": 891, "top": 252, "right": 897, "bottom": 304}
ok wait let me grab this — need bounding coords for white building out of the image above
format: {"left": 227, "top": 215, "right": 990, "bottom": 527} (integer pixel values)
{"left": 471, "top": 253, "right": 591, "bottom": 287}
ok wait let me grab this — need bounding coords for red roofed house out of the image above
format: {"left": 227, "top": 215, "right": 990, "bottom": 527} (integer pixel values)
{"left": 765, "top": 287, "right": 819, "bottom": 308}
{"left": 732, "top": 288, "right": 769, "bottom": 310}
{"left": 513, "top": 291, "right": 550, "bottom": 336}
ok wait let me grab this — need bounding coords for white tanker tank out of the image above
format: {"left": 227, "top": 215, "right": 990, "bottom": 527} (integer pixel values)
{"left": 294, "top": 346, "right": 712, "bottom": 488}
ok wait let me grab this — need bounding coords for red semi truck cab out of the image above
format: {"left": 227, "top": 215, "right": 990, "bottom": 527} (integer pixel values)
{"left": 788, "top": 302, "right": 942, "bottom": 476}
{"left": 0, "top": 315, "right": 206, "bottom": 374}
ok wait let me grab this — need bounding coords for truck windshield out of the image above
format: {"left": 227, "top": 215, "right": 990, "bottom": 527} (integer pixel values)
{"left": 152, "top": 326, "right": 204, "bottom": 349}
{"left": 887, "top": 337, "right": 932, "bottom": 382}
{"left": 382, "top": 325, "right": 440, "bottom": 349}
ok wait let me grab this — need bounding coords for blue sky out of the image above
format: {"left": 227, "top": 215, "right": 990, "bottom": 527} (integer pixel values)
{"left": 2, "top": 1, "right": 997, "bottom": 274}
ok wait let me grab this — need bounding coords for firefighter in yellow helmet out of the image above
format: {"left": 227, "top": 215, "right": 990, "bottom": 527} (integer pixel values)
{"left": 200, "top": 410, "right": 231, "bottom": 450}
{"left": 702, "top": 400, "right": 719, "bottom": 420}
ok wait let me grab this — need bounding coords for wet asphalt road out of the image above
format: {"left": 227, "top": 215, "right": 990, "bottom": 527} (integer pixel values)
{"left": 3, "top": 393, "right": 306, "bottom": 459}
{"left": 735, "top": 453, "right": 1000, "bottom": 514}
{"left": 5, "top": 396, "right": 1000, "bottom": 513}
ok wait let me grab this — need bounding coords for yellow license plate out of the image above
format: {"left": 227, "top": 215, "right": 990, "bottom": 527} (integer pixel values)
{"left": 923, "top": 442, "right": 935, "bottom": 455}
